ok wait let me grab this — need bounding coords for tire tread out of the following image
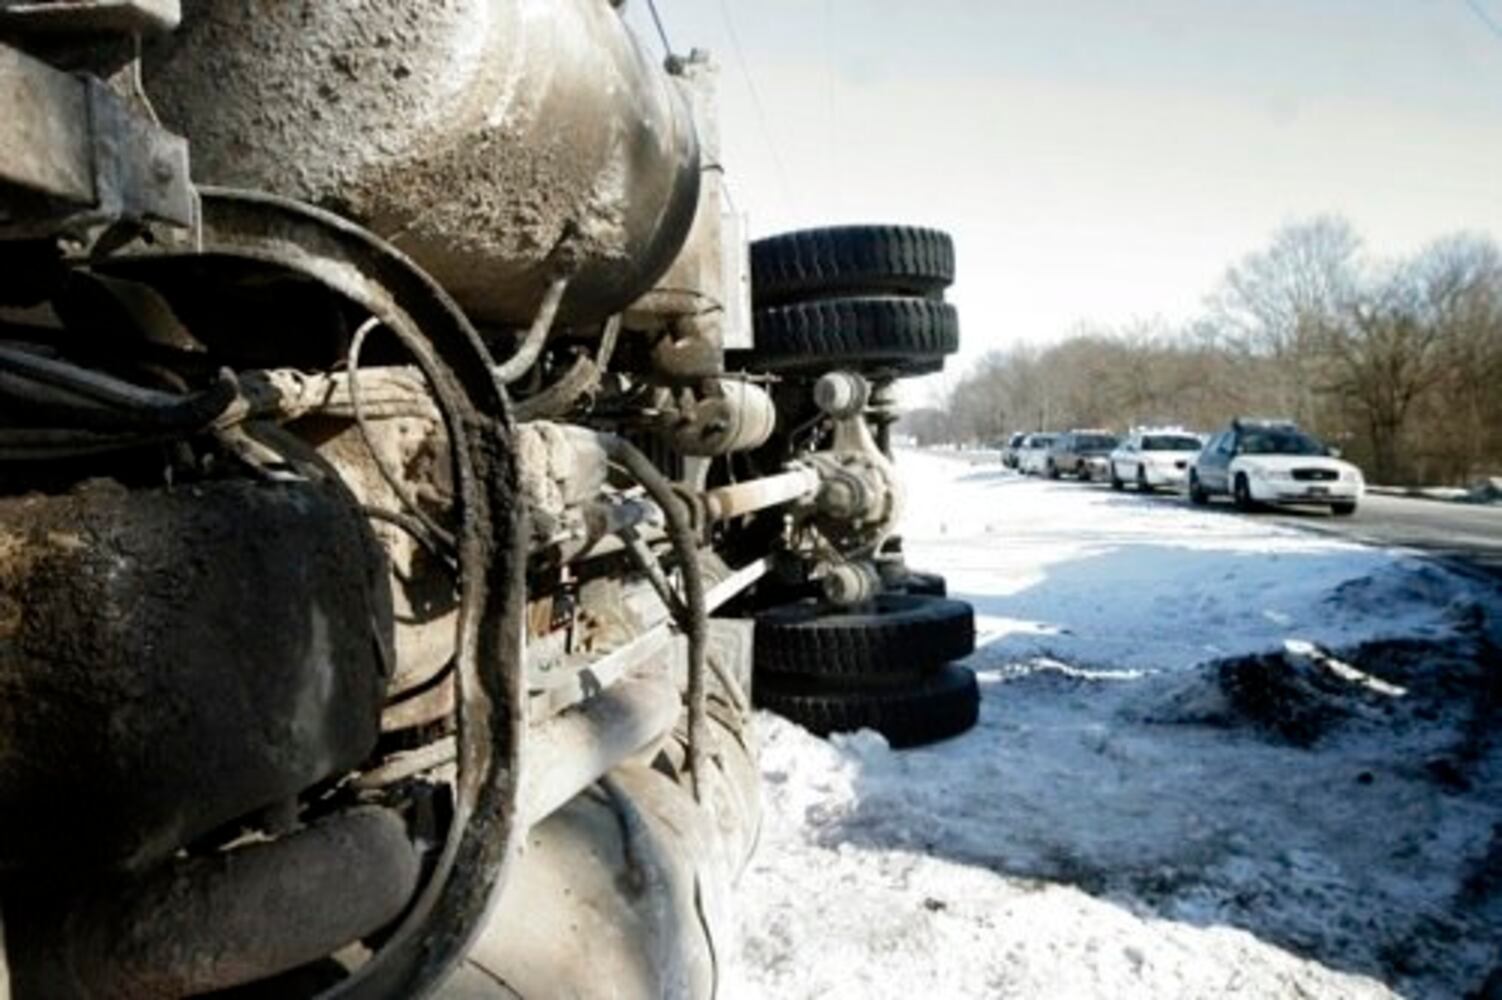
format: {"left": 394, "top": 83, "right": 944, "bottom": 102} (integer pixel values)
{"left": 752, "top": 225, "right": 955, "bottom": 305}
{"left": 756, "top": 664, "right": 980, "bottom": 748}
{"left": 755, "top": 593, "right": 974, "bottom": 681}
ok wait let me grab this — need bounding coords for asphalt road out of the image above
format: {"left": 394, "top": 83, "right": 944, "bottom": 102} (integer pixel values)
{"left": 985, "top": 454, "right": 1502, "bottom": 587}
{"left": 1258, "top": 492, "right": 1502, "bottom": 587}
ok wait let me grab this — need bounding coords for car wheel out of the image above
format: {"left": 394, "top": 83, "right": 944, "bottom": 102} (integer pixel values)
{"left": 1233, "top": 474, "right": 1255, "bottom": 511}
{"left": 1136, "top": 466, "right": 1152, "bottom": 493}
{"left": 1189, "top": 471, "right": 1208, "bottom": 505}
{"left": 1331, "top": 501, "right": 1357, "bottom": 516}
{"left": 1046, "top": 461, "right": 1060, "bottom": 480}
{"left": 1110, "top": 465, "right": 1124, "bottom": 491}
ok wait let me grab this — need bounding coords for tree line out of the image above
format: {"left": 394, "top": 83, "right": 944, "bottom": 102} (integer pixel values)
{"left": 906, "top": 217, "right": 1502, "bottom": 485}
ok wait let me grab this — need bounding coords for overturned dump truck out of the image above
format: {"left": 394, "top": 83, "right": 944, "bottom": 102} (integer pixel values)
{"left": 0, "top": 1, "right": 971, "bottom": 996}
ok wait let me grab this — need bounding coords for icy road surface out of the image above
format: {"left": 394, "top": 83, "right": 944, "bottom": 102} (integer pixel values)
{"left": 727, "top": 449, "right": 1502, "bottom": 1000}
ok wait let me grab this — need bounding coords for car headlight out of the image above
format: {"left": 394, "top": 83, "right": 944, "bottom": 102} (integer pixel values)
{"left": 1340, "top": 468, "right": 1361, "bottom": 483}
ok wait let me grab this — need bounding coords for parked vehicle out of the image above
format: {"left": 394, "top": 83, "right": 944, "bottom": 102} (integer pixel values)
{"left": 1001, "top": 431, "right": 1028, "bottom": 469}
{"left": 1046, "top": 430, "right": 1120, "bottom": 480}
{"left": 1109, "top": 429, "right": 1205, "bottom": 492}
{"left": 1018, "top": 433, "right": 1058, "bottom": 475}
{"left": 1189, "top": 420, "right": 1364, "bottom": 515}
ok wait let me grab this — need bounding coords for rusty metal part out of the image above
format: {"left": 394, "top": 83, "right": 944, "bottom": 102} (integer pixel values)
{"left": 511, "top": 315, "right": 621, "bottom": 423}
{"left": 6, "top": 807, "right": 420, "bottom": 999}
{"left": 239, "top": 366, "right": 437, "bottom": 424}
{"left": 546, "top": 467, "right": 816, "bottom": 567}
{"left": 468, "top": 767, "right": 716, "bottom": 1000}
{"left": 106, "top": 188, "right": 526, "bottom": 1000}
{"left": 802, "top": 371, "right": 903, "bottom": 561}
{"left": 594, "top": 433, "right": 713, "bottom": 802}
{"left": 515, "top": 421, "right": 609, "bottom": 544}
{"left": 468, "top": 647, "right": 760, "bottom": 1000}
{"left": 355, "top": 737, "right": 458, "bottom": 790}
{"left": 520, "top": 668, "right": 681, "bottom": 827}
{"left": 551, "top": 496, "right": 652, "bottom": 564}
{"left": 629, "top": 54, "right": 752, "bottom": 370}
{"left": 867, "top": 378, "right": 900, "bottom": 458}
{"left": 0, "top": 1, "right": 180, "bottom": 34}
{"left": 822, "top": 560, "right": 882, "bottom": 606}
{"left": 144, "top": 0, "right": 700, "bottom": 329}
{"left": 0, "top": 476, "right": 390, "bottom": 874}
{"left": 813, "top": 370, "right": 869, "bottom": 419}
{"left": 0, "top": 42, "right": 91, "bottom": 205}
{"left": 315, "top": 415, "right": 459, "bottom": 700}
{"left": 528, "top": 556, "right": 768, "bottom": 719}
{"left": 658, "top": 379, "right": 776, "bottom": 457}
{"left": 0, "top": 41, "right": 192, "bottom": 232}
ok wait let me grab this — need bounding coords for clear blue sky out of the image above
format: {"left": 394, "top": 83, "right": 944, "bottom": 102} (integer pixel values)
{"left": 624, "top": 0, "right": 1502, "bottom": 381}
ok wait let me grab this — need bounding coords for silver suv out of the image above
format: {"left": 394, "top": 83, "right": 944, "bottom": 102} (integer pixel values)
{"left": 1046, "top": 430, "right": 1120, "bottom": 480}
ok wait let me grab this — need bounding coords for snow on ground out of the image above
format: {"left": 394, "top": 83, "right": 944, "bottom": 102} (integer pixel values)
{"left": 727, "top": 449, "right": 1502, "bottom": 1000}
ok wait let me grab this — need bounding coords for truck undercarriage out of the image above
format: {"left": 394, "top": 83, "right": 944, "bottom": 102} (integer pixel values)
{"left": 0, "top": 2, "right": 966, "bottom": 996}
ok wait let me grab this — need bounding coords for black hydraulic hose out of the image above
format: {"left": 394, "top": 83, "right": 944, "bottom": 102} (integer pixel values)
{"left": 511, "top": 314, "right": 621, "bottom": 422}
{"left": 597, "top": 433, "right": 711, "bottom": 801}
{"left": 0, "top": 345, "right": 238, "bottom": 433}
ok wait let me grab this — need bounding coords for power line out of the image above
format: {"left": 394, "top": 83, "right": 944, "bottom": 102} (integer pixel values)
{"left": 644, "top": 0, "right": 675, "bottom": 58}
{"left": 715, "top": 0, "right": 799, "bottom": 220}
{"left": 1464, "top": 0, "right": 1502, "bottom": 39}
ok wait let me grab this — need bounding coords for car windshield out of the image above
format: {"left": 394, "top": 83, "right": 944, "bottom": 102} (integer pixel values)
{"left": 1238, "top": 429, "right": 1328, "bottom": 456}
{"left": 1009, "top": 434, "right": 1026, "bottom": 447}
{"left": 1076, "top": 435, "right": 1117, "bottom": 451}
{"left": 1143, "top": 435, "right": 1202, "bottom": 451}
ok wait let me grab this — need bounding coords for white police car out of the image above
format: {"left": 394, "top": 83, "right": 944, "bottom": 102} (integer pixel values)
{"left": 1188, "top": 419, "right": 1363, "bottom": 515}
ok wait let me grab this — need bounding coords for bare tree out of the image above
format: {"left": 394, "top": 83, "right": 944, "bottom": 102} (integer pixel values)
{"left": 1411, "top": 235, "right": 1502, "bottom": 480}
{"left": 1208, "top": 216, "right": 1361, "bottom": 425}
{"left": 934, "top": 221, "right": 1502, "bottom": 485}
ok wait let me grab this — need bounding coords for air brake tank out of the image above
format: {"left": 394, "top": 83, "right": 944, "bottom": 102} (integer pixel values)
{"left": 146, "top": 0, "right": 701, "bottom": 328}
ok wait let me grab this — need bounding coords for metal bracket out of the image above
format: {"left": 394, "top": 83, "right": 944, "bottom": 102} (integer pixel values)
{"left": 0, "top": 0, "right": 180, "bottom": 35}
{"left": 0, "top": 40, "right": 192, "bottom": 235}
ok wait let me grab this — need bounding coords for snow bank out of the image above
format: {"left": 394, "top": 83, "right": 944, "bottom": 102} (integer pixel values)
{"left": 729, "top": 449, "right": 1502, "bottom": 999}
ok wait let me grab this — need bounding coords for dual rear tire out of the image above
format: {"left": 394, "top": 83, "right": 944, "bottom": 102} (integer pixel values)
{"left": 735, "top": 225, "right": 975, "bottom": 747}
{"left": 753, "top": 588, "right": 981, "bottom": 748}
{"left": 730, "top": 225, "right": 959, "bottom": 379}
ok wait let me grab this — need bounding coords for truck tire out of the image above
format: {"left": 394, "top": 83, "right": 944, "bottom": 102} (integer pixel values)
{"left": 754, "top": 593, "right": 974, "bottom": 681}
{"left": 897, "top": 570, "right": 947, "bottom": 597}
{"left": 751, "top": 225, "right": 954, "bottom": 305}
{"left": 756, "top": 664, "right": 980, "bottom": 749}
{"left": 732, "top": 297, "right": 958, "bottom": 377}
